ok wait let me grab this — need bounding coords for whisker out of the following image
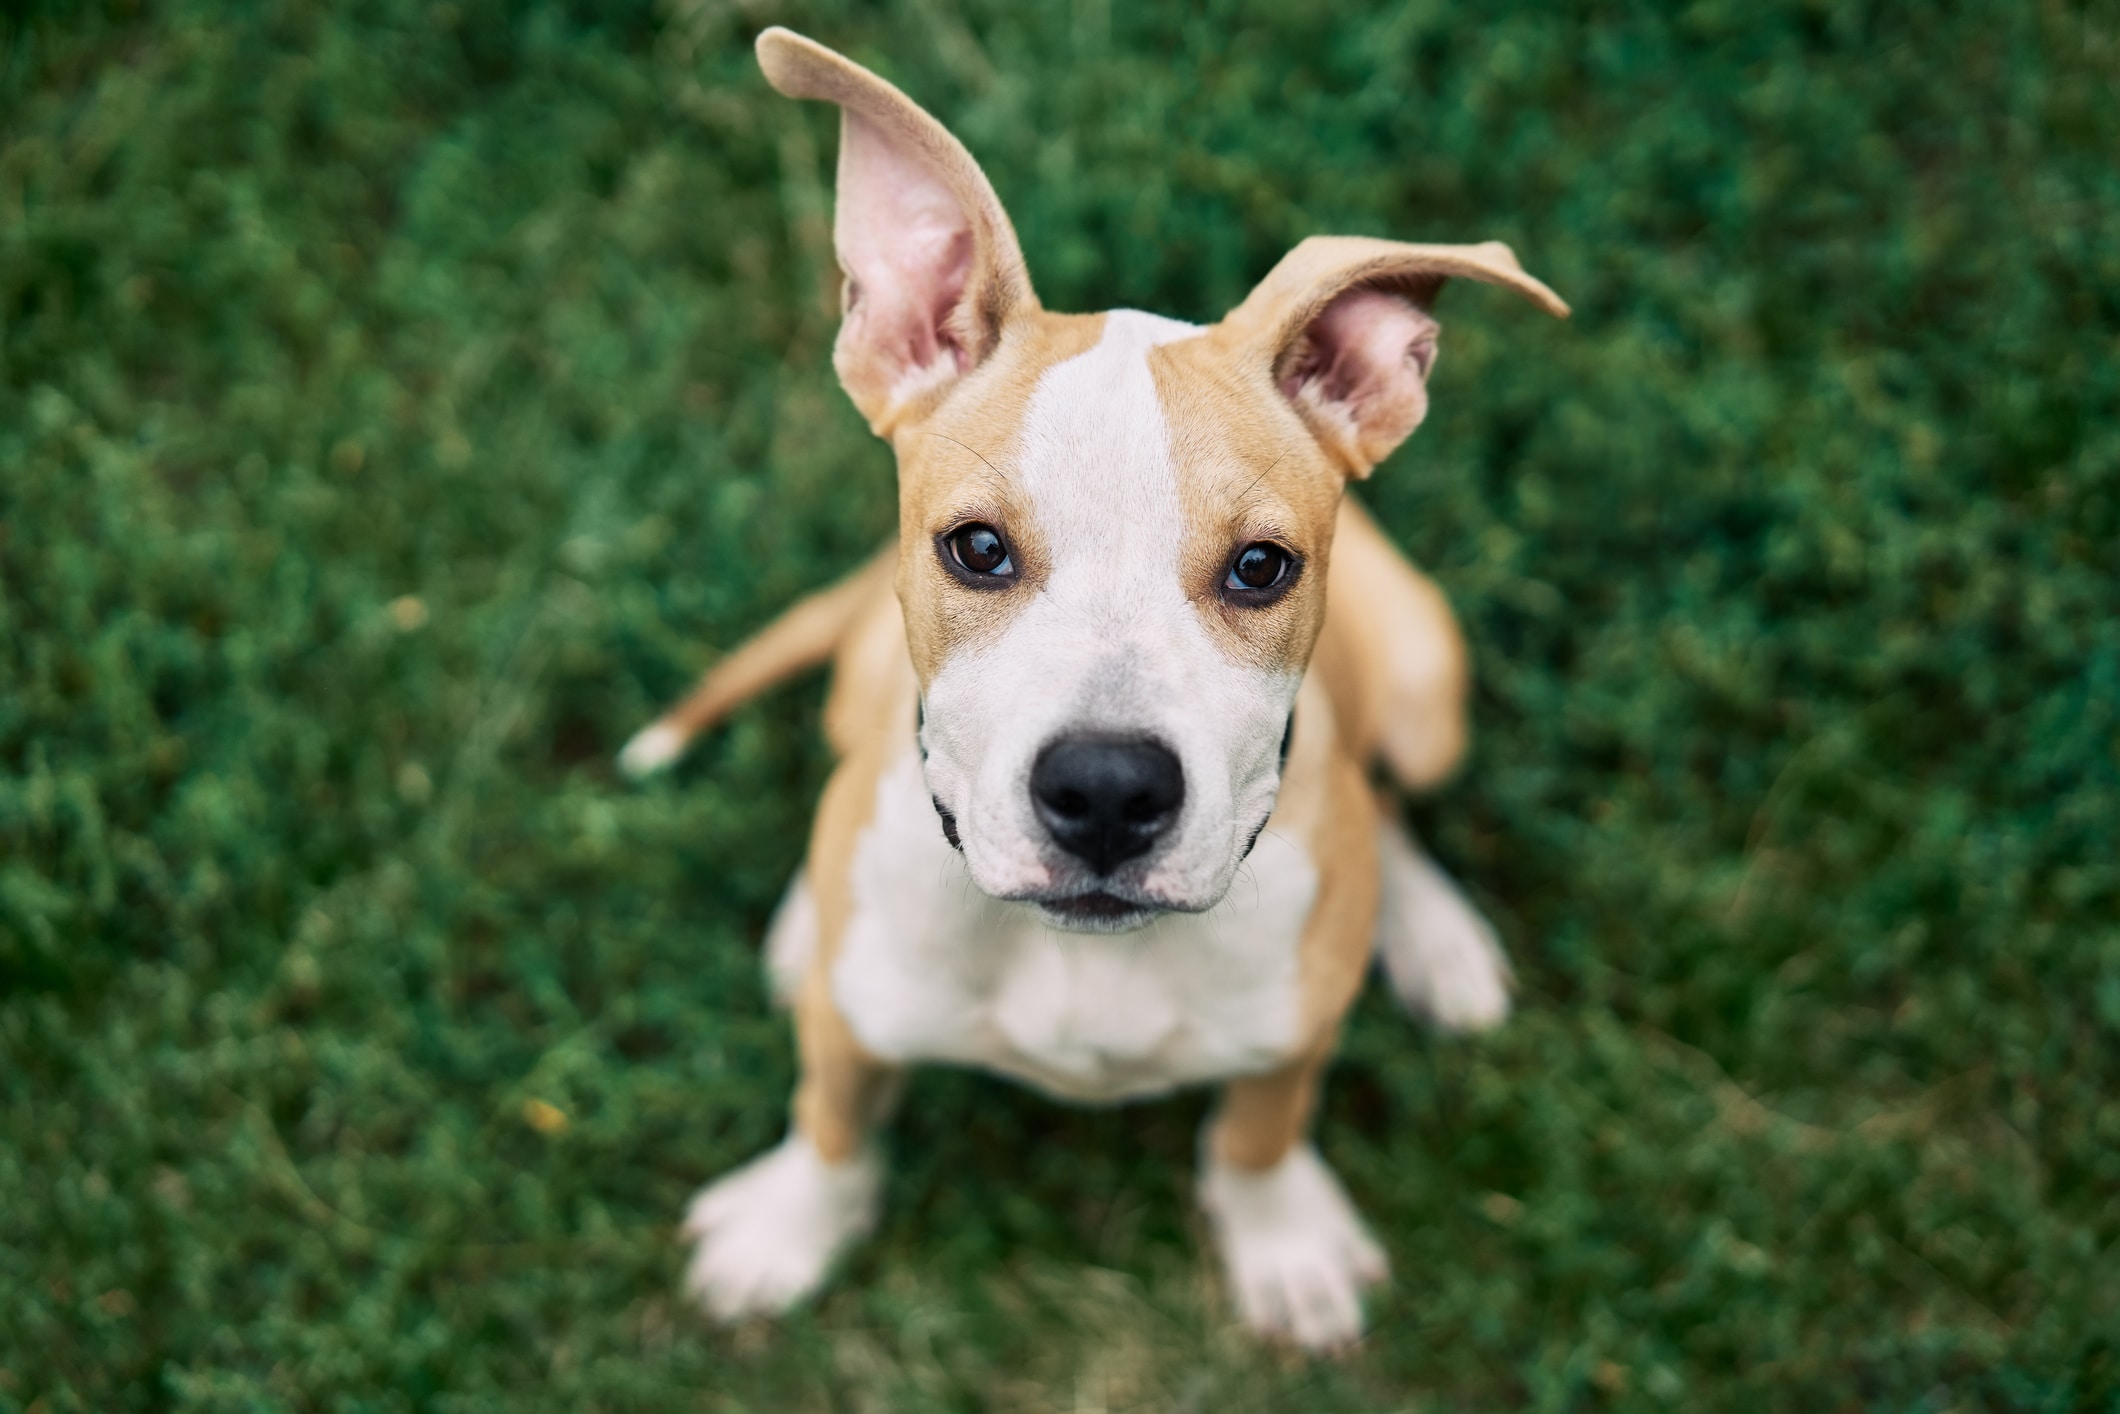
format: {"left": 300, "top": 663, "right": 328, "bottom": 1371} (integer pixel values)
{"left": 1233, "top": 450, "right": 1289, "bottom": 508}
{"left": 930, "top": 432, "right": 1006, "bottom": 484}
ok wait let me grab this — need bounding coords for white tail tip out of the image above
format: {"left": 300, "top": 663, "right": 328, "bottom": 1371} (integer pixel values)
{"left": 617, "top": 722, "right": 687, "bottom": 779}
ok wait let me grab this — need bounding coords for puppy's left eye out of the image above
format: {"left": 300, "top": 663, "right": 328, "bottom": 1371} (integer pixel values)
{"left": 942, "top": 522, "right": 1016, "bottom": 582}
{"left": 1224, "top": 542, "right": 1295, "bottom": 597}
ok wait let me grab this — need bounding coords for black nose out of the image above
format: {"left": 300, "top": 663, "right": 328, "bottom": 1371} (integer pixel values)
{"left": 1030, "top": 734, "right": 1185, "bottom": 874}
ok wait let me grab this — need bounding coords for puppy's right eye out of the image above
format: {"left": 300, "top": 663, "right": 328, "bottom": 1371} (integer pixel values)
{"left": 943, "top": 522, "right": 1016, "bottom": 582}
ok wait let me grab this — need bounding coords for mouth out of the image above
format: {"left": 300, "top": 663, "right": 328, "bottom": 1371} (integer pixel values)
{"left": 1033, "top": 889, "right": 1163, "bottom": 932}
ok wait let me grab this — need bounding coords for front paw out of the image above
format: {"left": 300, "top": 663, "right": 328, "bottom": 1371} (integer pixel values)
{"left": 1198, "top": 1143, "right": 1388, "bottom": 1351}
{"left": 680, "top": 1133, "right": 882, "bottom": 1321}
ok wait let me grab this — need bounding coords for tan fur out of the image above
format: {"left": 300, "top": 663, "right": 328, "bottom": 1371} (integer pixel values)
{"left": 818, "top": 559, "right": 917, "bottom": 758}
{"left": 1209, "top": 1042, "right": 1333, "bottom": 1171}
{"left": 1312, "top": 497, "right": 1473, "bottom": 790}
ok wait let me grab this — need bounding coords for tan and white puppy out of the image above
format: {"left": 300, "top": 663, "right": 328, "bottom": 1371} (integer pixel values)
{"left": 620, "top": 28, "right": 1567, "bottom": 1350}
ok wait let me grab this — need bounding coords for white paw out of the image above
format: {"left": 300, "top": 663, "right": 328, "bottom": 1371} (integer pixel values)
{"left": 680, "top": 1133, "right": 881, "bottom": 1321}
{"left": 1198, "top": 1143, "right": 1388, "bottom": 1351}
{"left": 1374, "top": 816, "right": 1513, "bottom": 1032}
{"left": 617, "top": 722, "right": 686, "bottom": 779}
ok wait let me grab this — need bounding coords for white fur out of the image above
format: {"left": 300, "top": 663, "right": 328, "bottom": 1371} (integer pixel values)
{"left": 617, "top": 722, "right": 686, "bottom": 778}
{"left": 918, "top": 311, "right": 1304, "bottom": 915}
{"left": 1198, "top": 1141, "right": 1388, "bottom": 1350}
{"left": 681, "top": 1132, "right": 882, "bottom": 1320}
{"left": 762, "top": 871, "right": 817, "bottom": 1007}
{"left": 1373, "top": 814, "right": 1512, "bottom": 1031}
{"left": 834, "top": 744, "right": 1317, "bottom": 1103}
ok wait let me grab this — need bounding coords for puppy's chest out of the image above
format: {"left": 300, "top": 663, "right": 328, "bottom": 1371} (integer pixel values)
{"left": 831, "top": 749, "right": 1318, "bottom": 1102}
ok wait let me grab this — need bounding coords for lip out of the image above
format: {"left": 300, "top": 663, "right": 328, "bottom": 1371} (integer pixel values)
{"left": 1033, "top": 889, "right": 1162, "bottom": 932}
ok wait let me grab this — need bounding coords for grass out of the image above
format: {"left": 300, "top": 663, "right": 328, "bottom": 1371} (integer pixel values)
{"left": 3, "top": 0, "right": 2118, "bottom": 1408}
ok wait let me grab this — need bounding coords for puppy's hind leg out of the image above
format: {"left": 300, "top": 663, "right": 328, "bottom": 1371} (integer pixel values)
{"left": 1374, "top": 809, "right": 1513, "bottom": 1033}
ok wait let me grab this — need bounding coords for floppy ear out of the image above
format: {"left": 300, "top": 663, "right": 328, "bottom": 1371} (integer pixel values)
{"left": 757, "top": 28, "right": 1039, "bottom": 435}
{"left": 1219, "top": 236, "right": 1569, "bottom": 477}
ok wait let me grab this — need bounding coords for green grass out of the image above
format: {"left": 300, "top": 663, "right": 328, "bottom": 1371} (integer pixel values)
{"left": 4, "top": 0, "right": 2118, "bottom": 1407}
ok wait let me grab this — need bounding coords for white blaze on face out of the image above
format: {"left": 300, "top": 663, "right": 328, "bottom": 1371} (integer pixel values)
{"left": 918, "top": 311, "right": 1304, "bottom": 912}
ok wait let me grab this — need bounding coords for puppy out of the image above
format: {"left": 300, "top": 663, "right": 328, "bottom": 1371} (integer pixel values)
{"left": 621, "top": 28, "right": 1566, "bottom": 1350}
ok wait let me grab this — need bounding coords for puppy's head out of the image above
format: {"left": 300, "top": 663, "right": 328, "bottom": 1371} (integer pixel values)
{"left": 758, "top": 29, "right": 1566, "bottom": 931}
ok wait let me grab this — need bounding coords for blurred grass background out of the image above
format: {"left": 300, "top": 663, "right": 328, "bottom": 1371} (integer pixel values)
{"left": 3, "top": 0, "right": 2118, "bottom": 1408}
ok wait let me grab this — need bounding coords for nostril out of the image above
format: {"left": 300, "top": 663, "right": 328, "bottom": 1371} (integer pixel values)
{"left": 1122, "top": 791, "right": 1170, "bottom": 824}
{"left": 1030, "top": 734, "right": 1186, "bottom": 873}
{"left": 931, "top": 796, "right": 962, "bottom": 851}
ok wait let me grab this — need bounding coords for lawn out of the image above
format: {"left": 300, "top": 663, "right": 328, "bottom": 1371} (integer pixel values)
{"left": 3, "top": 0, "right": 2118, "bottom": 1408}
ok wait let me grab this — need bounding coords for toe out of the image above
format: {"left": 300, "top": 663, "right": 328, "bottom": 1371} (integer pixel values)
{"left": 683, "top": 1171, "right": 750, "bottom": 1238}
{"left": 1283, "top": 1258, "right": 1364, "bottom": 1351}
{"left": 1234, "top": 1264, "right": 1292, "bottom": 1340}
{"left": 690, "top": 1234, "right": 778, "bottom": 1322}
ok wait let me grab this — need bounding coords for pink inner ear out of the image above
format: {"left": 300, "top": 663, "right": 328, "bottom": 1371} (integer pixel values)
{"left": 835, "top": 114, "right": 976, "bottom": 396}
{"left": 1279, "top": 286, "right": 1440, "bottom": 469}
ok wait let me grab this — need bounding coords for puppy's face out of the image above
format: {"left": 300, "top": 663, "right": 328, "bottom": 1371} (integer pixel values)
{"left": 901, "top": 310, "right": 1342, "bottom": 928}
{"left": 756, "top": 29, "right": 1565, "bottom": 930}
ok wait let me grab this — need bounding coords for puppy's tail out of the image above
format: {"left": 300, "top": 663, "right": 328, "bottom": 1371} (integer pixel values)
{"left": 618, "top": 545, "right": 894, "bottom": 778}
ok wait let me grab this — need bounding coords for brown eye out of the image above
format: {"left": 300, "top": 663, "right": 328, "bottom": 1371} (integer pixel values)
{"left": 945, "top": 522, "right": 1015, "bottom": 580}
{"left": 1225, "top": 542, "right": 1293, "bottom": 595}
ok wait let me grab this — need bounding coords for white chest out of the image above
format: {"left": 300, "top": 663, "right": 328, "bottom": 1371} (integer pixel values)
{"left": 830, "top": 747, "right": 1319, "bottom": 1103}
